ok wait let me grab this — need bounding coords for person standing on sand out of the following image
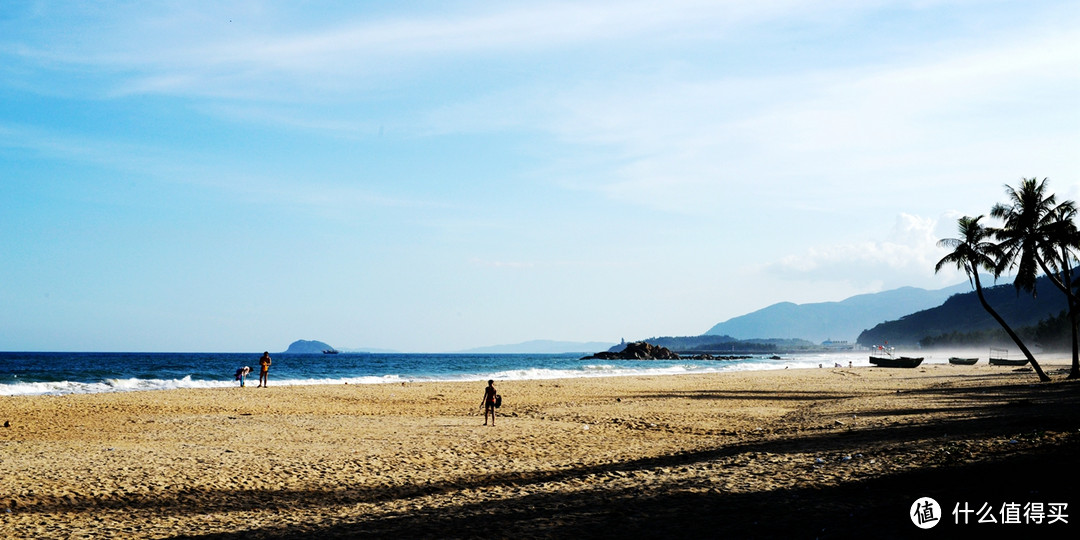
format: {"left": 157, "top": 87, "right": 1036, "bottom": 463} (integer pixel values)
{"left": 481, "top": 380, "right": 497, "bottom": 426}
{"left": 257, "top": 352, "right": 271, "bottom": 387}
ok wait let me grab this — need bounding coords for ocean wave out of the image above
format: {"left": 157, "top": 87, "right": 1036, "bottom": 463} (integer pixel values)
{"left": 0, "top": 353, "right": 872, "bottom": 396}
{"left": 0, "top": 377, "right": 237, "bottom": 396}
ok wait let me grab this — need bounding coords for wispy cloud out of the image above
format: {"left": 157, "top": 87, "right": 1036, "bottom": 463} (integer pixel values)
{"left": 761, "top": 212, "right": 979, "bottom": 291}
{"left": 541, "top": 28, "right": 1079, "bottom": 210}
{"left": 0, "top": 120, "right": 433, "bottom": 212}
{"left": 2, "top": 1, "right": 851, "bottom": 99}
{"left": 7, "top": 2, "right": 1075, "bottom": 219}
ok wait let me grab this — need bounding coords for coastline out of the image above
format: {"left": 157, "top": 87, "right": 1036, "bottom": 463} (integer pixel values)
{"left": 2, "top": 362, "right": 1078, "bottom": 538}
{"left": 1, "top": 349, "right": 1048, "bottom": 397}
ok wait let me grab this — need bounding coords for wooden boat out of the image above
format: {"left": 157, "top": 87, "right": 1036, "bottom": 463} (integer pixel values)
{"left": 869, "top": 355, "right": 924, "bottom": 368}
{"left": 948, "top": 357, "right": 979, "bottom": 365}
{"left": 987, "top": 347, "right": 1027, "bottom": 366}
{"left": 989, "top": 356, "right": 1029, "bottom": 366}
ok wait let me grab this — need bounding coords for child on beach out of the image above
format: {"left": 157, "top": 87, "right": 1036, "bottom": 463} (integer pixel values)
{"left": 258, "top": 352, "right": 271, "bottom": 387}
{"left": 234, "top": 366, "right": 251, "bottom": 387}
{"left": 481, "top": 380, "right": 497, "bottom": 426}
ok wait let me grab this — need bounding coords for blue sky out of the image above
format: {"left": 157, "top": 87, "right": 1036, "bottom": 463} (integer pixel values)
{"left": 1, "top": 1, "right": 1078, "bottom": 352}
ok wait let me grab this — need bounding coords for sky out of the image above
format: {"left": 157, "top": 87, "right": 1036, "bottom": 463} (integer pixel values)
{"left": 1, "top": 1, "right": 1078, "bottom": 353}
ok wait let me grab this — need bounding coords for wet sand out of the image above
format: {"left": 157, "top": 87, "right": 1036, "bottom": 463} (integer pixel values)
{"left": 2, "top": 361, "right": 1079, "bottom": 539}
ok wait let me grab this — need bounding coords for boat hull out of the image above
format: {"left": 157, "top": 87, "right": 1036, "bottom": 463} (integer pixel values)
{"left": 948, "top": 357, "right": 978, "bottom": 365}
{"left": 989, "top": 357, "right": 1029, "bottom": 366}
{"left": 869, "top": 356, "right": 924, "bottom": 368}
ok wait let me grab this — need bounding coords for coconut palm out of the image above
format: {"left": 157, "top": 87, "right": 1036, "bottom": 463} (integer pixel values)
{"left": 1037, "top": 202, "right": 1080, "bottom": 379}
{"left": 935, "top": 215, "right": 1050, "bottom": 382}
{"left": 991, "top": 177, "right": 1080, "bottom": 379}
{"left": 990, "top": 177, "right": 1059, "bottom": 295}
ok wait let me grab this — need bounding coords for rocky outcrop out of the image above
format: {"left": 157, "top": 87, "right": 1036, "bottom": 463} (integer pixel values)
{"left": 582, "top": 341, "right": 681, "bottom": 360}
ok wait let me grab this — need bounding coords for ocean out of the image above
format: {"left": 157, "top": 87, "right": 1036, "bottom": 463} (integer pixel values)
{"left": 0, "top": 350, "right": 879, "bottom": 396}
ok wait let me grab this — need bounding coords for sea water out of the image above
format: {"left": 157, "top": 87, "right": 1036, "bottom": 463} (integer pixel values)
{"left": 0, "top": 350, "right": 885, "bottom": 396}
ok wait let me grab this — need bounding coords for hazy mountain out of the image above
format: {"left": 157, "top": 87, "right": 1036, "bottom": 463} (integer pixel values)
{"left": 858, "top": 273, "right": 1070, "bottom": 347}
{"left": 704, "top": 282, "right": 973, "bottom": 343}
{"left": 458, "top": 340, "right": 619, "bottom": 354}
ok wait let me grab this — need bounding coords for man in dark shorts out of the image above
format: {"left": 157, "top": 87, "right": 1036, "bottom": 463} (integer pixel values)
{"left": 481, "top": 380, "right": 497, "bottom": 426}
{"left": 258, "top": 352, "right": 271, "bottom": 387}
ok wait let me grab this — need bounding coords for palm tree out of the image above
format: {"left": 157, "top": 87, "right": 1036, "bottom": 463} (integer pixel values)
{"left": 935, "top": 215, "right": 1050, "bottom": 382}
{"left": 991, "top": 177, "right": 1080, "bottom": 379}
{"left": 990, "top": 178, "right": 1057, "bottom": 295}
{"left": 1037, "top": 202, "right": 1080, "bottom": 379}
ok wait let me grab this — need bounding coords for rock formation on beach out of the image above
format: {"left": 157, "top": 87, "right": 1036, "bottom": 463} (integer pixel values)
{"left": 582, "top": 341, "right": 681, "bottom": 360}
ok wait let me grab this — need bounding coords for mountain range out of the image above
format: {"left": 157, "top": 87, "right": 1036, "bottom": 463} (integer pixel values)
{"left": 703, "top": 282, "right": 973, "bottom": 343}
{"left": 289, "top": 276, "right": 1071, "bottom": 354}
{"left": 857, "top": 273, "right": 1070, "bottom": 347}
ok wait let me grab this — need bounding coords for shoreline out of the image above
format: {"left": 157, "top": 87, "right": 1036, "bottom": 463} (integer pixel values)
{"left": 3, "top": 364, "right": 1078, "bottom": 538}
{"left": 4, "top": 350, "right": 1074, "bottom": 398}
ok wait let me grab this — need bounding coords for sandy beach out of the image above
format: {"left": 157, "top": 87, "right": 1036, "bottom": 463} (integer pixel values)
{"left": 2, "top": 361, "right": 1079, "bottom": 539}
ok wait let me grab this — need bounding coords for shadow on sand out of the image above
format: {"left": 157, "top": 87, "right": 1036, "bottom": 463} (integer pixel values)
{"left": 173, "top": 443, "right": 1077, "bottom": 539}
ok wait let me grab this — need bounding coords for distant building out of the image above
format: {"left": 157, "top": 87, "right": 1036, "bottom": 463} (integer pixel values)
{"left": 821, "top": 339, "right": 855, "bottom": 350}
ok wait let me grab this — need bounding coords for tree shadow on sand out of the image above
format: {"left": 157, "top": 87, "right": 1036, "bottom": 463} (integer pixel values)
{"left": 170, "top": 441, "right": 1077, "bottom": 539}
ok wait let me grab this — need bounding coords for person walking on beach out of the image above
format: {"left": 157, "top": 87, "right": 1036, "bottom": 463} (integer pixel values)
{"left": 257, "top": 352, "right": 271, "bottom": 387}
{"left": 480, "top": 380, "right": 497, "bottom": 426}
{"left": 234, "top": 366, "right": 251, "bottom": 387}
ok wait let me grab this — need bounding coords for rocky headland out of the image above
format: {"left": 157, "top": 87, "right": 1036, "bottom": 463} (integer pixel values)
{"left": 582, "top": 341, "right": 681, "bottom": 360}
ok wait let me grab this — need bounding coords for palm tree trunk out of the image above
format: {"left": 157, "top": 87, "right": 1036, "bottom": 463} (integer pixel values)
{"left": 972, "top": 269, "right": 1051, "bottom": 382}
{"left": 1059, "top": 255, "right": 1080, "bottom": 379}
{"left": 1065, "top": 265, "right": 1079, "bottom": 379}
{"left": 1036, "top": 255, "right": 1080, "bottom": 379}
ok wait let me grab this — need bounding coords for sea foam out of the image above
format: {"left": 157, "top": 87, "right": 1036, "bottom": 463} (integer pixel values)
{"left": 0, "top": 351, "right": 875, "bottom": 396}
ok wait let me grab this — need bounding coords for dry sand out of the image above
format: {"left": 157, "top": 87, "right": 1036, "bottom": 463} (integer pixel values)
{"left": 2, "top": 361, "right": 1079, "bottom": 539}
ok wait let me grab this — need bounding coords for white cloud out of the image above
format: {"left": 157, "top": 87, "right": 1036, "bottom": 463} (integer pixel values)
{"left": 0, "top": 121, "right": 433, "bottom": 213}
{"left": 762, "top": 212, "right": 963, "bottom": 289}
{"left": 5, "top": 1, "right": 819, "bottom": 99}
{"left": 546, "top": 26, "right": 1079, "bottom": 211}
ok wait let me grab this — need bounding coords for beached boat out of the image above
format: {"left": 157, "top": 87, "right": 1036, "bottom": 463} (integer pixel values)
{"left": 869, "top": 355, "right": 924, "bottom": 368}
{"left": 989, "top": 356, "right": 1029, "bottom": 366}
{"left": 987, "top": 347, "right": 1027, "bottom": 366}
{"left": 948, "top": 357, "right": 979, "bottom": 365}
{"left": 868, "top": 344, "right": 924, "bottom": 368}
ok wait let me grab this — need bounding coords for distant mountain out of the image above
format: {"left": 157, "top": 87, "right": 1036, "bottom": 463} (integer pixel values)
{"left": 282, "top": 340, "right": 334, "bottom": 354}
{"left": 857, "top": 274, "right": 1069, "bottom": 347}
{"left": 613, "top": 335, "right": 819, "bottom": 354}
{"left": 458, "top": 340, "right": 618, "bottom": 354}
{"left": 704, "top": 282, "right": 973, "bottom": 343}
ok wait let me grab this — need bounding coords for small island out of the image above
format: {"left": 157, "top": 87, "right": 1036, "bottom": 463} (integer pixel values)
{"left": 283, "top": 340, "right": 336, "bottom": 354}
